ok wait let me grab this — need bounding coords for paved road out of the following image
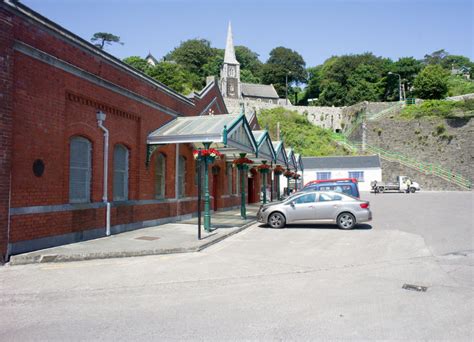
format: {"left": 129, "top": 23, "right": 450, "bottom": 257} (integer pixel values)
{"left": 0, "top": 192, "right": 472, "bottom": 341}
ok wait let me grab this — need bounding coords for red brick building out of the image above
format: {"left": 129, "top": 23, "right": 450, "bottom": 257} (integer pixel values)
{"left": 0, "top": 1, "right": 273, "bottom": 262}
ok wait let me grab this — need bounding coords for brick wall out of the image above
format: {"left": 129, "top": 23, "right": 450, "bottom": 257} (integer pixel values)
{"left": 2, "top": 3, "right": 240, "bottom": 255}
{"left": 0, "top": 8, "right": 13, "bottom": 262}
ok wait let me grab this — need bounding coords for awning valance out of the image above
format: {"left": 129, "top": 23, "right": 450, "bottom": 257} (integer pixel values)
{"left": 147, "top": 114, "right": 258, "bottom": 161}
{"left": 252, "top": 130, "right": 276, "bottom": 163}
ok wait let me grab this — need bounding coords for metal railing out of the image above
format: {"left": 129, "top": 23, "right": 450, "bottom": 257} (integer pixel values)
{"left": 331, "top": 134, "right": 472, "bottom": 190}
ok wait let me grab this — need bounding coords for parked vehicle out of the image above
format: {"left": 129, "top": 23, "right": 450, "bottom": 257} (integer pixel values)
{"left": 301, "top": 178, "right": 360, "bottom": 198}
{"left": 371, "top": 176, "right": 421, "bottom": 193}
{"left": 257, "top": 190, "right": 372, "bottom": 229}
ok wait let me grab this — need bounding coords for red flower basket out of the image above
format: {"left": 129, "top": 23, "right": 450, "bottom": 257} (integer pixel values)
{"left": 233, "top": 157, "right": 254, "bottom": 166}
{"left": 284, "top": 170, "right": 294, "bottom": 178}
{"left": 193, "top": 148, "right": 223, "bottom": 160}
{"left": 257, "top": 163, "right": 271, "bottom": 174}
{"left": 293, "top": 173, "right": 301, "bottom": 179}
{"left": 273, "top": 165, "right": 285, "bottom": 175}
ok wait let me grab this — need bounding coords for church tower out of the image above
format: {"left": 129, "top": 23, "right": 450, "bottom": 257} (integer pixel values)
{"left": 220, "top": 22, "right": 241, "bottom": 99}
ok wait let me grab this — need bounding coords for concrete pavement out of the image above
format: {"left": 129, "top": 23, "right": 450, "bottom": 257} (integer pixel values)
{"left": 8, "top": 205, "right": 259, "bottom": 265}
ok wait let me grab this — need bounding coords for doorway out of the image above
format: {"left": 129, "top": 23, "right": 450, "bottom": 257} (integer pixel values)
{"left": 212, "top": 166, "right": 220, "bottom": 211}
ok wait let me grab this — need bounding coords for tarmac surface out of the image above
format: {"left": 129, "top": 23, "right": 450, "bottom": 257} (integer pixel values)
{"left": 1, "top": 191, "right": 472, "bottom": 341}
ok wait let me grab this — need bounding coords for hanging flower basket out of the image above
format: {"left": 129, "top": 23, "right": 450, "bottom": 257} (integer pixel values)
{"left": 233, "top": 157, "right": 254, "bottom": 166}
{"left": 284, "top": 170, "right": 294, "bottom": 178}
{"left": 257, "top": 163, "right": 272, "bottom": 174}
{"left": 193, "top": 148, "right": 222, "bottom": 162}
{"left": 273, "top": 165, "right": 285, "bottom": 175}
{"left": 293, "top": 173, "right": 301, "bottom": 179}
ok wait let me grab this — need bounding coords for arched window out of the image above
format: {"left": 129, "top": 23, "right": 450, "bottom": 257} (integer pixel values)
{"left": 155, "top": 153, "right": 166, "bottom": 199}
{"left": 113, "top": 144, "right": 129, "bottom": 201}
{"left": 178, "top": 156, "right": 186, "bottom": 198}
{"left": 69, "top": 136, "right": 92, "bottom": 203}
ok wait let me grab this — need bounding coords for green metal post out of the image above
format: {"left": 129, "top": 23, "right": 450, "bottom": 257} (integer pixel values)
{"left": 287, "top": 175, "right": 290, "bottom": 196}
{"left": 203, "top": 142, "right": 211, "bottom": 232}
{"left": 277, "top": 175, "right": 280, "bottom": 200}
{"left": 262, "top": 171, "right": 267, "bottom": 204}
{"left": 240, "top": 164, "right": 247, "bottom": 219}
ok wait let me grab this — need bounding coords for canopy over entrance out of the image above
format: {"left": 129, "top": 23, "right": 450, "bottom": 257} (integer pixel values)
{"left": 295, "top": 153, "right": 304, "bottom": 172}
{"left": 147, "top": 114, "right": 258, "bottom": 162}
{"left": 285, "top": 148, "right": 298, "bottom": 171}
{"left": 252, "top": 130, "right": 276, "bottom": 163}
{"left": 272, "top": 141, "right": 288, "bottom": 167}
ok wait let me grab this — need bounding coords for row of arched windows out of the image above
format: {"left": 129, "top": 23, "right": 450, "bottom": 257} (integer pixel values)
{"left": 69, "top": 136, "right": 191, "bottom": 204}
{"left": 69, "top": 136, "right": 130, "bottom": 203}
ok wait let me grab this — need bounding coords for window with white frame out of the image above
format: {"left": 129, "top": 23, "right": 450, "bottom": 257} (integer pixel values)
{"left": 69, "top": 136, "right": 92, "bottom": 203}
{"left": 316, "top": 172, "right": 331, "bottom": 180}
{"left": 155, "top": 153, "right": 166, "bottom": 199}
{"left": 178, "top": 156, "right": 187, "bottom": 198}
{"left": 348, "top": 171, "right": 364, "bottom": 182}
{"left": 113, "top": 144, "right": 129, "bottom": 201}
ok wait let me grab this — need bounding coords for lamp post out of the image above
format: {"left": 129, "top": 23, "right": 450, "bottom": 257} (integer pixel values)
{"left": 388, "top": 72, "right": 402, "bottom": 102}
{"left": 202, "top": 142, "right": 211, "bottom": 231}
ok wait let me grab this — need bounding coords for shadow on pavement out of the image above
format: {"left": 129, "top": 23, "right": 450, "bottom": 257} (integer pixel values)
{"left": 257, "top": 223, "right": 373, "bottom": 230}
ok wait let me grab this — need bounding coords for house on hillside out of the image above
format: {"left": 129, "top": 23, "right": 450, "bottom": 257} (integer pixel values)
{"left": 302, "top": 155, "right": 381, "bottom": 191}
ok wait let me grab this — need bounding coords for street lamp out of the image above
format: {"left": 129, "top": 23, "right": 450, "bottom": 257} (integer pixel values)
{"left": 388, "top": 72, "right": 403, "bottom": 102}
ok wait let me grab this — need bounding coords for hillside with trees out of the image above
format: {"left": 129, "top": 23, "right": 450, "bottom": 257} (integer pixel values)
{"left": 122, "top": 39, "right": 473, "bottom": 106}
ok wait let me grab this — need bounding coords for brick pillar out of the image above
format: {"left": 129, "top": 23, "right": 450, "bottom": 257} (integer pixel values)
{"left": 0, "top": 9, "right": 14, "bottom": 263}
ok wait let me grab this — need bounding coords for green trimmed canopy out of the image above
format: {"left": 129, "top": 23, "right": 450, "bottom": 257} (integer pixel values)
{"left": 252, "top": 130, "right": 276, "bottom": 163}
{"left": 147, "top": 114, "right": 258, "bottom": 158}
{"left": 285, "top": 148, "right": 298, "bottom": 172}
{"left": 272, "top": 141, "right": 288, "bottom": 167}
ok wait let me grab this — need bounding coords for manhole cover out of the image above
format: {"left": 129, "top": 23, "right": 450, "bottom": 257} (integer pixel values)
{"left": 135, "top": 236, "right": 160, "bottom": 241}
{"left": 402, "top": 284, "right": 428, "bottom": 292}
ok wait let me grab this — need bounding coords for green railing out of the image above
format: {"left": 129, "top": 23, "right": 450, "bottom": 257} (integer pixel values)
{"left": 331, "top": 134, "right": 472, "bottom": 190}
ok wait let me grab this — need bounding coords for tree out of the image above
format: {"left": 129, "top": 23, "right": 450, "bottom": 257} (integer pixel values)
{"left": 414, "top": 65, "right": 449, "bottom": 99}
{"left": 122, "top": 56, "right": 150, "bottom": 73}
{"left": 424, "top": 49, "right": 449, "bottom": 65}
{"left": 165, "top": 39, "right": 214, "bottom": 76}
{"left": 91, "top": 32, "right": 123, "bottom": 50}
{"left": 235, "top": 46, "right": 263, "bottom": 76}
{"left": 390, "top": 57, "right": 423, "bottom": 97}
{"left": 261, "top": 47, "right": 307, "bottom": 97}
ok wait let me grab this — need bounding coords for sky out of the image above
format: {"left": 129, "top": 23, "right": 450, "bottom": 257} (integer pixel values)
{"left": 22, "top": 0, "right": 473, "bottom": 67}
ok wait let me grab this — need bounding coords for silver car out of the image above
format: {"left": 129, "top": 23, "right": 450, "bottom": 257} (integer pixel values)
{"left": 257, "top": 191, "right": 372, "bottom": 229}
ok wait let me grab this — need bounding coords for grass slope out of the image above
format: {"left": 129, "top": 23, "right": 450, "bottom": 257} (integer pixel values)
{"left": 257, "top": 107, "right": 350, "bottom": 157}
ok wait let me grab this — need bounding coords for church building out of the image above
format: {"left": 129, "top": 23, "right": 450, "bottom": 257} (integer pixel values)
{"left": 220, "top": 23, "right": 280, "bottom": 104}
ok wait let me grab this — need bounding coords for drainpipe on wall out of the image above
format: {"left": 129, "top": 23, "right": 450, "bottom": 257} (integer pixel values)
{"left": 97, "top": 110, "right": 111, "bottom": 236}
{"left": 5, "top": 172, "right": 12, "bottom": 262}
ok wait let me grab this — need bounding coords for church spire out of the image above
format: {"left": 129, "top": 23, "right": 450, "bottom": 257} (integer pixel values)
{"left": 224, "top": 22, "right": 239, "bottom": 65}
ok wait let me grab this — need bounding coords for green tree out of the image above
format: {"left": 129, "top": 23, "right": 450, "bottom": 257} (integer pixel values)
{"left": 147, "top": 61, "right": 200, "bottom": 94}
{"left": 165, "top": 39, "right": 214, "bottom": 76}
{"left": 261, "top": 47, "right": 307, "bottom": 96}
{"left": 300, "top": 66, "right": 323, "bottom": 105}
{"left": 122, "top": 56, "right": 150, "bottom": 73}
{"left": 90, "top": 32, "right": 123, "bottom": 50}
{"left": 424, "top": 49, "right": 449, "bottom": 65}
{"left": 240, "top": 69, "right": 261, "bottom": 84}
{"left": 414, "top": 65, "right": 449, "bottom": 99}
{"left": 235, "top": 46, "right": 263, "bottom": 76}
{"left": 389, "top": 57, "right": 423, "bottom": 98}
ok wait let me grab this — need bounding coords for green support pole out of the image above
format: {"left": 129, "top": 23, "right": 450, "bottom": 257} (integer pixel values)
{"left": 262, "top": 171, "right": 267, "bottom": 204}
{"left": 287, "top": 176, "right": 290, "bottom": 196}
{"left": 277, "top": 175, "right": 280, "bottom": 200}
{"left": 203, "top": 142, "right": 211, "bottom": 232}
{"left": 240, "top": 164, "right": 247, "bottom": 219}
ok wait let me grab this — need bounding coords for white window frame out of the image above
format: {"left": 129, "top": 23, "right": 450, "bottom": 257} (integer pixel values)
{"left": 113, "top": 144, "right": 129, "bottom": 201}
{"left": 69, "top": 136, "right": 92, "bottom": 204}
{"left": 349, "top": 171, "right": 364, "bottom": 182}
{"left": 316, "top": 171, "right": 331, "bottom": 180}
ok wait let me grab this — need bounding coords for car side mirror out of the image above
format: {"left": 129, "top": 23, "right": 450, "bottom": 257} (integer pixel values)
{"left": 290, "top": 201, "right": 295, "bottom": 207}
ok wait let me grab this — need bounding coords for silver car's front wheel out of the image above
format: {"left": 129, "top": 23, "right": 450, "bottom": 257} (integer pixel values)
{"left": 268, "top": 212, "right": 286, "bottom": 229}
{"left": 337, "top": 213, "right": 356, "bottom": 230}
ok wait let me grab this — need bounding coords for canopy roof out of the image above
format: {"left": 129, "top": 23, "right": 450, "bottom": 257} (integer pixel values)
{"left": 147, "top": 114, "right": 258, "bottom": 157}
{"left": 252, "top": 130, "right": 276, "bottom": 162}
{"left": 285, "top": 148, "right": 298, "bottom": 171}
{"left": 294, "top": 153, "right": 304, "bottom": 171}
{"left": 272, "top": 141, "right": 288, "bottom": 166}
